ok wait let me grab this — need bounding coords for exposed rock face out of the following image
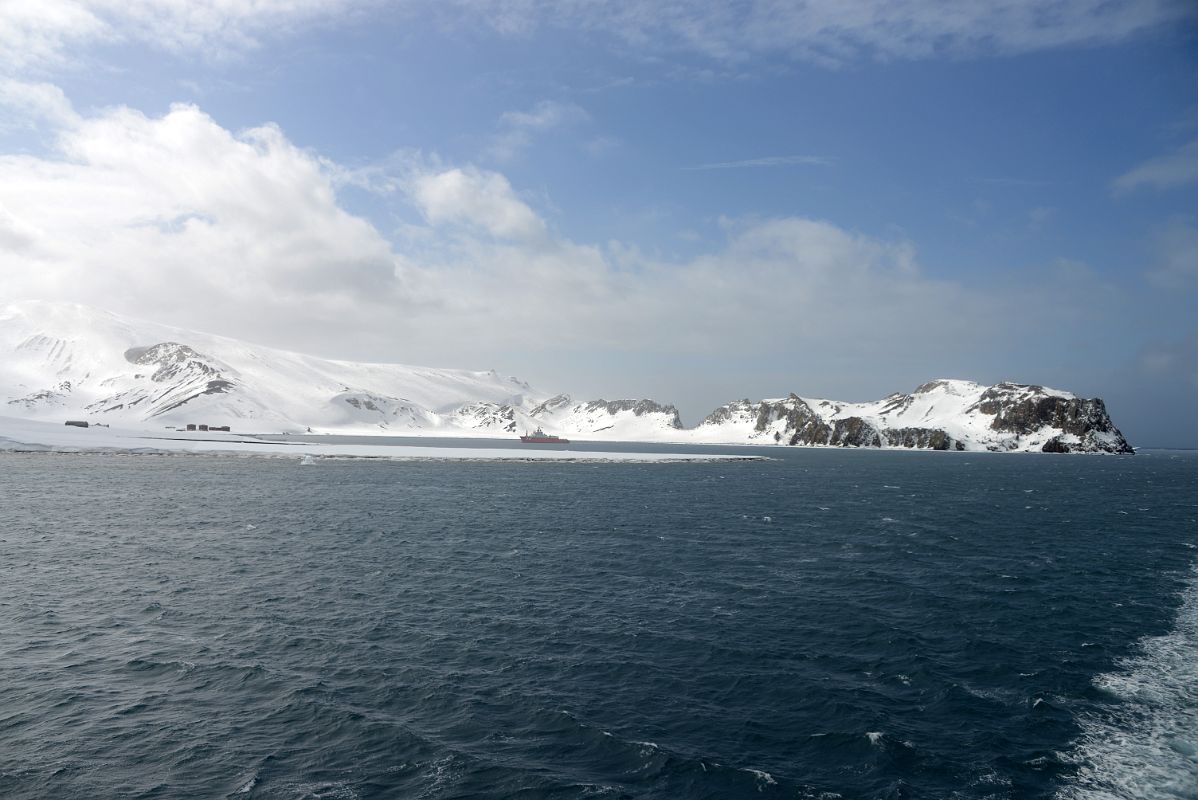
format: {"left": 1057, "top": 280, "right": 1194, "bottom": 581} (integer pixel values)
{"left": 581, "top": 398, "right": 683, "bottom": 428}
{"left": 702, "top": 397, "right": 890, "bottom": 448}
{"left": 529, "top": 394, "right": 572, "bottom": 417}
{"left": 450, "top": 401, "right": 519, "bottom": 433}
{"left": 87, "top": 342, "right": 238, "bottom": 417}
{"left": 826, "top": 417, "right": 882, "bottom": 448}
{"left": 702, "top": 395, "right": 825, "bottom": 443}
{"left": 766, "top": 395, "right": 829, "bottom": 440}
{"left": 883, "top": 427, "right": 965, "bottom": 451}
{"left": 965, "top": 383, "right": 1131, "bottom": 453}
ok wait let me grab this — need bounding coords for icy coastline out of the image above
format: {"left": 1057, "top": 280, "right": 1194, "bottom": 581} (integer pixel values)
{"left": 0, "top": 416, "right": 757, "bottom": 463}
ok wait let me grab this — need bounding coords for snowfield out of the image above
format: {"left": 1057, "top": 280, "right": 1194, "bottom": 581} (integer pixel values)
{"left": 0, "top": 416, "right": 755, "bottom": 463}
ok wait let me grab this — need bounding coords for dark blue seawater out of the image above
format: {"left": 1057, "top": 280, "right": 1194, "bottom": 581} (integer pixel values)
{"left": 1, "top": 448, "right": 1196, "bottom": 799}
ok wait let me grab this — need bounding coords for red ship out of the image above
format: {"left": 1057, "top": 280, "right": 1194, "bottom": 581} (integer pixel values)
{"left": 519, "top": 426, "right": 570, "bottom": 444}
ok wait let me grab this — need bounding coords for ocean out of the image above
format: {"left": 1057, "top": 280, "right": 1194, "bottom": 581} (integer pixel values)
{"left": 1, "top": 446, "right": 1195, "bottom": 799}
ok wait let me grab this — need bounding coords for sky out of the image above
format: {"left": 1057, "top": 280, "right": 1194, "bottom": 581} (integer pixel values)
{"left": 0, "top": 1, "right": 1196, "bottom": 446}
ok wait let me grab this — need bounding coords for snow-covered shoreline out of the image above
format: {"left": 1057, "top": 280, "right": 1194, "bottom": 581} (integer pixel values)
{"left": 0, "top": 416, "right": 759, "bottom": 463}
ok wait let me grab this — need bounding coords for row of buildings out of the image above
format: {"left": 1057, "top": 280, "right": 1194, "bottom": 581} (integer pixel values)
{"left": 65, "top": 421, "right": 232, "bottom": 432}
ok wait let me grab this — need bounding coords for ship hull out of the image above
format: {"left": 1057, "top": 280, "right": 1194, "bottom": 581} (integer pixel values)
{"left": 519, "top": 436, "right": 570, "bottom": 444}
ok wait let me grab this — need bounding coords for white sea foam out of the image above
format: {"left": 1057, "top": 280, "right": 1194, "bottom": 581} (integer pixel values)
{"left": 866, "top": 731, "right": 884, "bottom": 746}
{"left": 743, "top": 768, "right": 777, "bottom": 788}
{"left": 1058, "top": 565, "right": 1198, "bottom": 799}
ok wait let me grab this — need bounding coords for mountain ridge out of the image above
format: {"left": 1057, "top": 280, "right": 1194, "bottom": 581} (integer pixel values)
{"left": 0, "top": 301, "right": 1132, "bottom": 453}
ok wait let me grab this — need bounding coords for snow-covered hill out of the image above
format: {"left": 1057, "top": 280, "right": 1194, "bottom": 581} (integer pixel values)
{"left": 691, "top": 379, "right": 1133, "bottom": 453}
{"left": 0, "top": 301, "right": 543, "bottom": 434}
{"left": 440, "top": 395, "right": 682, "bottom": 441}
{"left": 1, "top": 302, "right": 1132, "bottom": 452}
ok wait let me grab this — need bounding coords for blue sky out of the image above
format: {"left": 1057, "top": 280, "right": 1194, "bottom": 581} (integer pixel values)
{"left": 1, "top": 1, "right": 1196, "bottom": 445}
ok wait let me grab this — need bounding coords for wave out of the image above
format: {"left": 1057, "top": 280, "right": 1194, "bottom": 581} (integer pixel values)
{"left": 1057, "top": 565, "right": 1198, "bottom": 799}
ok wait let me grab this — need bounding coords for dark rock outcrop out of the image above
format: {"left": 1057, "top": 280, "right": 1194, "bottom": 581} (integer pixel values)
{"left": 883, "top": 427, "right": 965, "bottom": 451}
{"left": 827, "top": 417, "right": 882, "bottom": 447}
{"left": 581, "top": 399, "right": 683, "bottom": 429}
{"left": 745, "top": 395, "right": 831, "bottom": 443}
{"left": 967, "top": 383, "right": 1132, "bottom": 453}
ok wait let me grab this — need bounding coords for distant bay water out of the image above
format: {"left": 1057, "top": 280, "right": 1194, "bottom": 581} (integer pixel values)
{"left": 1, "top": 446, "right": 1196, "bottom": 799}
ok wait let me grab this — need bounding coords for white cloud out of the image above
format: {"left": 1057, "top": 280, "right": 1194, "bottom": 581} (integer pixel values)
{"left": 0, "top": 101, "right": 401, "bottom": 350}
{"left": 0, "top": 79, "right": 80, "bottom": 128}
{"left": 410, "top": 166, "right": 547, "bottom": 239}
{"left": 489, "top": 100, "right": 589, "bottom": 161}
{"left": 0, "top": 93, "right": 962, "bottom": 361}
{"left": 0, "top": 0, "right": 355, "bottom": 72}
{"left": 1113, "top": 139, "right": 1198, "bottom": 194}
{"left": 499, "top": 100, "right": 588, "bottom": 130}
{"left": 0, "top": 92, "right": 1131, "bottom": 411}
{"left": 0, "top": 0, "right": 108, "bottom": 72}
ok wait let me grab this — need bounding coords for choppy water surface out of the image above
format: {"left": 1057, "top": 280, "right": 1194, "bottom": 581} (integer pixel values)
{"left": 1, "top": 448, "right": 1196, "bottom": 799}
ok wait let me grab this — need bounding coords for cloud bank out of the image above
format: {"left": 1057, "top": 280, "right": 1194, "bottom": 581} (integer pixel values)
{"left": 0, "top": 0, "right": 355, "bottom": 72}
{"left": 0, "top": 93, "right": 1123, "bottom": 410}
{"left": 447, "top": 0, "right": 1194, "bottom": 65}
{"left": 0, "top": 98, "right": 401, "bottom": 348}
{"left": 3, "top": 0, "right": 1192, "bottom": 76}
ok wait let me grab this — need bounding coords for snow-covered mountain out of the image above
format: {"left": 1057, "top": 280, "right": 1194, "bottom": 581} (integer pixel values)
{"left": 1, "top": 302, "right": 1132, "bottom": 452}
{"left": 690, "top": 379, "right": 1133, "bottom": 453}
{"left": 0, "top": 301, "right": 542, "bottom": 434}
{"left": 0, "top": 301, "right": 686, "bottom": 440}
